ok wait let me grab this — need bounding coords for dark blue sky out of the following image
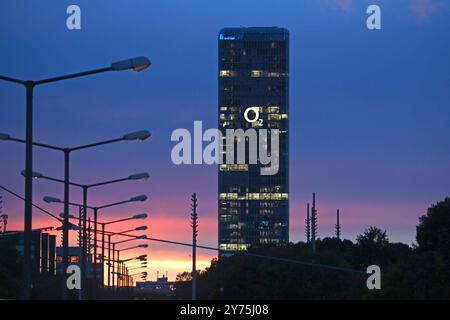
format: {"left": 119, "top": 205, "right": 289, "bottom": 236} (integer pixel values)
{"left": 1, "top": 0, "right": 449, "bottom": 248}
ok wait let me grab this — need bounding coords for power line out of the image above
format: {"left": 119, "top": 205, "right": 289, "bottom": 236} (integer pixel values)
{"left": 116, "top": 232, "right": 367, "bottom": 275}
{"left": 0, "top": 184, "right": 62, "bottom": 222}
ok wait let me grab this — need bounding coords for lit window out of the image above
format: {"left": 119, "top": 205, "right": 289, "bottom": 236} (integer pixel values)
{"left": 219, "top": 243, "right": 249, "bottom": 251}
{"left": 220, "top": 70, "right": 231, "bottom": 77}
{"left": 268, "top": 114, "right": 281, "bottom": 120}
{"left": 220, "top": 164, "right": 248, "bottom": 171}
{"left": 268, "top": 106, "right": 279, "bottom": 113}
{"left": 251, "top": 70, "right": 263, "bottom": 77}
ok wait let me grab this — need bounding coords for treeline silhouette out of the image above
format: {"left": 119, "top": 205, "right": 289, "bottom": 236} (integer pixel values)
{"left": 1, "top": 197, "right": 449, "bottom": 299}
{"left": 175, "top": 197, "right": 450, "bottom": 299}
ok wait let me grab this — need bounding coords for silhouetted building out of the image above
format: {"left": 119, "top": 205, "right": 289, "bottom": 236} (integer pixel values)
{"left": 55, "top": 246, "right": 102, "bottom": 286}
{"left": 218, "top": 27, "right": 289, "bottom": 251}
{"left": 0, "top": 229, "right": 56, "bottom": 274}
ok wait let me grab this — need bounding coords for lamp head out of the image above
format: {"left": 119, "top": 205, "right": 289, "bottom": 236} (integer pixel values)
{"left": 59, "top": 212, "right": 76, "bottom": 219}
{"left": 111, "top": 56, "right": 151, "bottom": 72}
{"left": 122, "top": 130, "right": 151, "bottom": 141}
{"left": 0, "top": 132, "right": 11, "bottom": 140}
{"left": 21, "top": 170, "right": 43, "bottom": 179}
{"left": 128, "top": 172, "right": 150, "bottom": 181}
{"left": 132, "top": 213, "right": 148, "bottom": 219}
{"left": 130, "top": 195, "right": 147, "bottom": 202}
{"left": 56, "top": 222, "right": 80, "bottom": 231}
{"left": 43, "top": 196, "right": 62, "bottom": 203}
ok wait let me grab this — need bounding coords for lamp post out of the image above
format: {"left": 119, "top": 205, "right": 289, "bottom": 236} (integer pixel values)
{"left": 95, "top": 224, "right": 147, "bottom": 293}
{"left": 107, "top": 227, "right": 147, "bottom": 292}
{"left": 93, "top": 207, "right": 147, "bottom": 294}
{"left": 104, "top": 253, "right": 147, "bottom": 294}
{"left": 2, "top": 131, "right": 150, "bottom": 299}
{"left": 44, "top": 194, "right": 148, "bottom": 298}
{"left": 115, "top": 244, "right": 148, "bottom": 288}
{"left": 25, "top": 170, "right": 149, "bottom": 298}
{"left": 0, "top": 57, "right": 150, "bottom": 299}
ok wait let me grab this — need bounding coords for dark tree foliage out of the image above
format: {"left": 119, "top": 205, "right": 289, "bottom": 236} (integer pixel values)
{"left": 416, "top": 197, "right": 450, "bottom": 258}
{"left": 378, "top": 251, "right": 450, "bottom": 299}
{"left": 176, "top": 197, "right": 449, "bottom": 299}
{"left": 353, "top": 226, "right": 390, "bottom": 268}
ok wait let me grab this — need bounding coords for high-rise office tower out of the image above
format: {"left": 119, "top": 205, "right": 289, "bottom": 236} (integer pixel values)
{"left": 218, "top": 27, "right": 289, "bottom": 251}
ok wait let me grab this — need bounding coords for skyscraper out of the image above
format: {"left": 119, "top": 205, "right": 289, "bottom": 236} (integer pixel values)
{"left": 218, "top": 27, "right": 289, "bottom": 251}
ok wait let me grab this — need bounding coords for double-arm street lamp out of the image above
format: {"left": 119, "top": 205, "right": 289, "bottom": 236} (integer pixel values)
{"left": 22, "top": 169, "right": 149, "bottom": 298}
{"left": 1, "top": 131, "right": 150, "bottom": 299}
{"left": 0, "top": 56, "right": 150, "bottom": 299}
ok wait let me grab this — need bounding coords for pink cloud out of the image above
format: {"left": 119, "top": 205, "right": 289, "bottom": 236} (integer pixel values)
{"left": 410, "top": 0, "right": 444, "bottom": 22}
{"left": 324, "top": 0, "right": 353, "bottom": 11}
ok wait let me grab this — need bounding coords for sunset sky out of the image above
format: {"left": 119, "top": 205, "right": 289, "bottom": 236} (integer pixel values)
{"left": 1, "top": 0, "right": 449, "bottom": 280}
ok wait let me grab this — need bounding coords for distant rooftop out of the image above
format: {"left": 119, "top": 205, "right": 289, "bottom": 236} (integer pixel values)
{"left": 219, "top": 26, "right": 289, "bottom": 41}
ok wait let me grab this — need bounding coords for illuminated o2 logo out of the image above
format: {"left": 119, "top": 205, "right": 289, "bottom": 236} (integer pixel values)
{"left": 244, "top": 107, "right": 263, "bottom": 125}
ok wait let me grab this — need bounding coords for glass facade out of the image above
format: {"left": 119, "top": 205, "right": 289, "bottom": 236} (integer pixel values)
{"left": 218, "top": 27, "right": 289, "bottom": 252}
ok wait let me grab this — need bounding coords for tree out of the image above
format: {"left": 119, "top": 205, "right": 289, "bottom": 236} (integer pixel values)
{"left": 416, "top": 197, "right": 450, "bottom": 258}
{"left": 176, "top": 271, "right": 192, "bottom": 282}
{"left": 353, "top": 226, "right": 390, "bottom": 268}
{"left": 378, "top": 251, "right": 450, "bottom": 299}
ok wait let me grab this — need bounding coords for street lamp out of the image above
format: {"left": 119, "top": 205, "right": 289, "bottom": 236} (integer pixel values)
{"left": 45, "top": 195, "right": 148, "bottom": 295}
{"left": 0, "top": 56, "right": 150, "bottom": 299}
{"left": 114, "top": 244, "right": 148, "bottom": 288}
{"left": 2, "top": 131, "right": 150, "bottom": 299}
{"left": 66, "top": 212, "right": 148, "bottom": 295}
{"left": 110, "top": 239, "right": 147, "bottom": 291}
{"left": 25, "top": 169, "right": 149, "bottom": 298}
{"left": 97, "top": 217, "right": 148, "bottom": 293}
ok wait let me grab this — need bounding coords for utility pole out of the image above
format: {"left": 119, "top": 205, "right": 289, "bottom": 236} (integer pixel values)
{"left": 0, "top": 195, "right": 7, "bottom": 233}
{"left": 335, "top": 209, "right": 341, "bottom": 240}
{"left": 305, "top": 203, "right": 310, "bottom": 243}
{"left": 311, "top": 192, "right": 317, "bottom": 253}
{"left": 190, "top": 193, "right": 198, "bottom": 301}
